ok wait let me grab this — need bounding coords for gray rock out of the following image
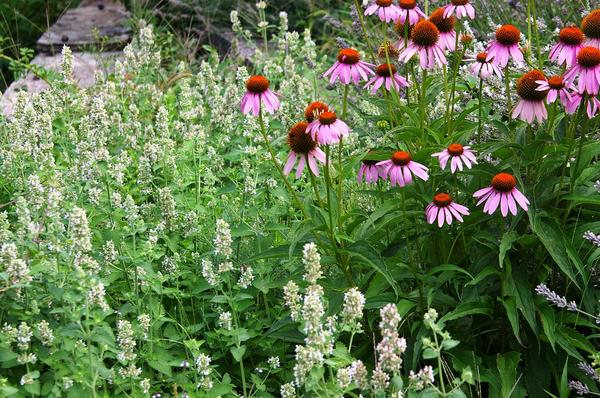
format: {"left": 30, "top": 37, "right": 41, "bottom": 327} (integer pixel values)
{"left": 1, "top": 52, "right": 121, "bottom": 117}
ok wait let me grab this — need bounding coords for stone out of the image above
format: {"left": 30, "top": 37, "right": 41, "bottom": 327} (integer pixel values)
{"left": 1, "top": 52, "right": 121, "bottom": 117}
{"left": 37, "top": 1, "right": 130, "bottom": 54}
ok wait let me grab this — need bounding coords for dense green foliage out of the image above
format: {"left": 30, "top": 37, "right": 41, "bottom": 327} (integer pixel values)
{"left": 0, "top": 0, "right": 600, "bottom": 397}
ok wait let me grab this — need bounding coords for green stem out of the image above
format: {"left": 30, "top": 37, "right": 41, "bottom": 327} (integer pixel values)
{"left": 85, "top": 299, "right": 98, "bottom": 398}
{"left": 309, "top": 168, "right": 325, "bottom": 208}
{"left": 240, "top": 358, "right": 247, "bottom": 397}
{"left": 554, "top": 104, "right": 583, "bottom": 208}
{"left": 447, "top": 42, "right": 465, "bottom": 135}
{"left": 337, "top": 85, "right": 349, "bottom": 230}
{"left": 258, "top": 109, "right": 308, "bottom": 220}
{"left": 324, "top": 146, "right": 336, "bottom": 235}
{"left": 532, "top": 0, "right": 542, "bottom": 69}
{"left": 433, "top": 332, "right": 447, "bottom": 395}
{"left": 477, "top": 77, "right": 484, "bottom": 143}
{"left": 546, "top": 101, "right": 558, "bottom": 138}
{"left": 504, "top": 65, "right": 512, "bottom": 118}
{"left": 420, "top": 68, "right": 429, "bottom": 136}
{"left": 352, "top": 0, "right": 377, "bottom": 63}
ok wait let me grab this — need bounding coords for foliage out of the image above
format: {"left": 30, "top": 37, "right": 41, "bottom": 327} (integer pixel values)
{"left": 0, "top": 0, "right": 600, "bottom": 397}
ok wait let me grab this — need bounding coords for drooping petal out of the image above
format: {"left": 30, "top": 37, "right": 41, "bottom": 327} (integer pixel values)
{"left": 284, "top": 151, "right": 297, "bottom": 176}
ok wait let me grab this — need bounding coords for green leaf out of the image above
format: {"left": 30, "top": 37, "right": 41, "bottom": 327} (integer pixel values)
{"left": 499, "top": 231, "right": 518, "bottom": 268}
{"left": 538, "top": 304, "right": 556, "bottom": 351}
{"left": 148, "top": 359, "right": 172, "bottom": 376}
{"left": 497, "top": 352, "right": 521, "bottom": 398}
{"left": 344, "top": 241, "right": 399, "bottom": 297}
{"left": 448, "top": 389, "right": 467, "bottom": 398}
{"left": 465, "top": 266, "right": 498, "bottom": 286}
{"left": 422, "top": 348, "right": 438, "bottom": 359}
{"left": 230, "top": 345, "right": 246, "bottom": 362}
{"left": 500, "top": 297, "right": 522, "bottom": 345}
{"left": 511, "top": 265, "right": 539, "bottom": 336}
{"left": 529, "top": 215, "right": 580, "bottom": 288}
{"left": 563, "top": 194, "right": 600, "bottom": 206}
{"left": 426, "top": 264, "right": 473, "bottom": 280}
{"left": 440, "top": 298, "right": 494, "bottom": 323}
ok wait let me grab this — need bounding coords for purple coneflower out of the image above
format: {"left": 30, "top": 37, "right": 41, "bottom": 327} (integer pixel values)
{"left": 365, "top": 0, "right": 400, "bottom": 23}
{"left": 283, "top": 122, "right": 326, "bottom": 178}
{"left": 377, "top": 150, "right": 429, "bottom": 187}
{"left": 549, "top": 26, "right": 584, "bottom": 67}
{"left": 426, "top": 193, "right": 470, "bottom": 227}
{"left": 473, "top": 173, "right": 529, "bottom": 216}
{"left": 396, "top": 0, "right": 426, "bottom": 25}
{"left": 240, "top": 75, "right": 280, "bottom": 116}
{"left": 443, "top": 0, "right": 475, "bottom": 19}
{"left": 324, "top": 48, "right": 375, "bottom": 85}
{"left": 307, "top": 110, "right": 350, "bottom": 145}
{"left": 429, "top": 7, "right": 457, "bottom": 51}
{"left": 399, "top": 20, "right": 447, "bottom": 69}
{"left": 358, "top": 158, "right": 382, "bottom": 184}
{"left": 565, "top": 91, "right": 600, "bottom": 118}
{"left": 304, "top": 101, "right": 330, "bottom": 122}
{"left": 535, "top": 75, "right": 572, "bottom": 107}
{"left": 512, "top": 70, "right": 548, "bottom": 124}
{"left": 486, "top": 25, "right": 523, "bottom": 68}
{"left": 364, "top": 64, "right": 410, "bottom": 94}
{"left": 582, "top": 9, "right": 600, "bottom": 49}
{"left": 431, "top": 143, "right": 477, "bottom": 173}
{"left": 468, "top": 52, "right": 503, "bottom": 79}
{"left": 564, "top": 46, "right": 600, "bottom": 96}
{"left": 393, "top": 20, "right": 416, "bottom": 52}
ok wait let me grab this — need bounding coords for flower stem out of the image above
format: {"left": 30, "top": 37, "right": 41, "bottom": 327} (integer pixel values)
{"left": 433, "top": 331, "right": 447, "bottom": 395}
{"left": 504, "top": 65, "right": 512, "bottom": 118}
{"left": 420, "top": 68, "right": 429, "bottom": 136}
{"left": 308, "top": 169, "right": 325, "bottom": 208}
{"left": 531, "top": 0, "right": 543, "bottom": 69}
{"left": 338, "top": 85, "right": 349, "bottom": 229}
{"left": 447, "top": 42, "right": 466, "bottom": 135}
{"left": 258, "top": 109, "right": 308, "bottom": 219}
{"left": 324, "top": 146, "right": 336, "bottom": 234}
{"left": 555, "top": 103, "right": 583, "bottom": 208}
{"left": 477, "top": 77, "right": 484, "bottom": 143}
{"left": 353, "top": 0, "right": 377, "bottom": 63}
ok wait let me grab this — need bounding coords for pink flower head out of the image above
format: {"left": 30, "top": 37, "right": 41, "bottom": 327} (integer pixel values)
{"left": 429, "top": 7, "right": 457, "bottom": 51}
{"left": 324, "top": 48, "right": 375, "bottom": 85}
{"left": 358, "top": 156, "right": 382, "bottom": 184}
{"left": 565, "top": 91, "right": 600, "bottom": 118}
{"left": 365, "top": 64, "right": 410, "bottom": 94}
{"left": 393, "top": 20, "right": 416, "bottom": 52}
{"left": 307, "top": 110, "right": 350, "bottom": 145}
{"left": 468, "top": 52, "right": 503, "bottom": 79}
{"left": 564, "top": 46, "right": 600, "bottom": 95}
{"left": 376, "top": 150, "right": 429, "bottom": 187}
{"left": 473, "top": 173, "right": 529, "bottom": 216}
{"left": 582, "top": 9, "right": 600, "bottom": 49}
{"left": 431, "top": 143, "right": 477, "bottom": 173}
{"left": 486, "top": 25, "right": 523, "bottom": 68}
{"left": 365, "top": 0, "right": 400, "bottom": 23}
{"left": 443, "top": 0, "right": 475, "bottom": 20}
{"left": 549, "top": 26, "right": 584, "bottom": 67}
{"left": 512, "top": 70, "right": 548, "bottom": 124}
{"left": 240, "top": 75, "right": 280, "bottom": 116}
{"left": 304, "top": 101, "right": 330, "bottom": 122}
{"left": 396, "top": 0, "right": 426, "bottom": 25}
{"left": 283, "top": 122, "right": 326, "bottom": 178}
{"left": 426, "top": 193, "right": 470, "bottom": 227}
{"left": 535, "top": 75, "right": 573, "bottom": 107}
{"left": 398, "top": 20, "right": 447, "bottom": 69}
